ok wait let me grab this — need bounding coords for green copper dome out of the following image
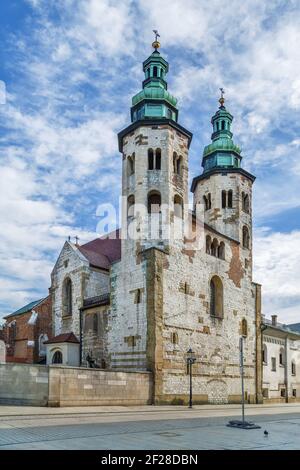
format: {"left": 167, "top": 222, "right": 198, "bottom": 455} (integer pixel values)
{"left": 202, "top": 93, "right": 242, "bottom": 173}
{"left": 130, "top": 48, "right": 179, "bottom": 123}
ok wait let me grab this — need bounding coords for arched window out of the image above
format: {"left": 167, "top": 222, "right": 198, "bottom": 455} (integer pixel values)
{"left": 241, "top": 318, "right": 248, "bottom": 337}
{"left": 39, "top": 334, "right": 48, "bottom": 357}
{"left": 127, "top": 195, "right": 135, "bottom": 218}
{"left": 52, "top": 350, "right": 63, "bottom": 364}
{"left": 279, "top": 348, "right": 285, "bottom": 366}
{"left": 291, "top": 360, "right": 296, "bottom": 375}
{"left": 221, "top": 120, "right": 225, "bottom": 130}
{"left": 203, "top": 195, "right": 208, "bottom": 211}
{"left": 147, "top": 68, "right": 150, "bottom": 78}
{"left": 210, "top": 276, "right": 223, "bottom": 318}
{"left": 242, "top": 193, "right": 250, "bottom": 213}
{"left": 155, "top": 148, "right": 161, "bottom": 170}
{"left": 171, "top": 332, "right": 178, "bottom": 345}
{"left": 153, "top": 66, "right": 157, "bottom": 77}
{"left": 206, "top": 235, "right": 211, "bottom": 254}
{"left": 93, "top": 313, "right": 98, "bottom": 333}
{"left": 127, "top": 154, "right": 135, "bottom": 176}
{"left": 167, "top": 108, "right": 172, "bottom": 119}
{"left": 228, "top": 190, "right": 233, "bottom": 208}
{"left": 148, "top": 191, "right": 161, "bottom": 214}
{"left": 207, "top": 193, "right": 211, "bottom": 209}
{"left": 211, "top": 238, "right": 218, "bottom": 257}
{"left": 63, "top": 277, "right": 72, "bottom": 317}
{"left": 174, "top": 194, "right": 183, "bottom": 218}
{"left": 242, "top": 226, "right": 250, "bottom": 249}
{"left": 222, "top": 190, "right": 227, "bottom": 209}
{"left": 263, "top": 344, "right": 267, "bottom": 364}
{"left": 218, "top": 242, "right": 225, "bottom": 260}
{"left": 148, "top": 148, "right": 154, "bottom": 170}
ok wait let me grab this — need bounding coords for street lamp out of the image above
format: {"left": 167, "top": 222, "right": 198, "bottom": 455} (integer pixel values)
{"left": 187, "top": 347, "right": 196, "bottom": 408}
{"left": 227, "top": 335, "right": 261, "bottom": 430}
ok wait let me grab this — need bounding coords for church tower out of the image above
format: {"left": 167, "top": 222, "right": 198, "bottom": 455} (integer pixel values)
{"left": 191, "top": 90, "right": 255, "bottom": 276}
{"left": 118, "top": 35, "right": 192, "bottom": 252}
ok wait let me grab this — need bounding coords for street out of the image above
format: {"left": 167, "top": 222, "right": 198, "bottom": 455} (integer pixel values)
{"left": 0, "top": 404, "right": 299, "bottom": 450}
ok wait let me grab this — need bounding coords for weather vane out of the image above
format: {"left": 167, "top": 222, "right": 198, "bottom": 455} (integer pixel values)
{"left": 152, "top": 30, "right": 161, "bottom": 50}
{"left": 219, "top": 87, "right": 225, "bottom": 107}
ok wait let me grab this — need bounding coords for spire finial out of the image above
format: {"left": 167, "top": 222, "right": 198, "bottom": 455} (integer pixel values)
{"left": 219, "top": 87, "right": 225, "bottom": 107}
{"left": 152, "top": 30, "right": 161, "bottom": 51}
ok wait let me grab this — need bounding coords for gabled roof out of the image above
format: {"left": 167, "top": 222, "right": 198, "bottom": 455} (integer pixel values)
{"left": 78, "top": 229, "right": 121, "bottom": 270}
{"left": 4, "top": 298, "right": 45, "bottom": 320}
{"left": 44, "top": 332, "right": 79, "bottom": 344}
{"left": 286, "top": 323, "right": 300, "bottom": 334}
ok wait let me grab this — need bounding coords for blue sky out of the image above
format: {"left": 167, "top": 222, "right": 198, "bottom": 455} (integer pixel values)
{"left": 0, "top": 0, "right": 300, "bottom": 323}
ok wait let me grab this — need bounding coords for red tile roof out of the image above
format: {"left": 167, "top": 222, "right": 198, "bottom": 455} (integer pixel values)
{"left": 78, "top": 229, "right": 121, "bottom": 270}
{"left": 44, "top": 332, "right": 79, "bottom": 344}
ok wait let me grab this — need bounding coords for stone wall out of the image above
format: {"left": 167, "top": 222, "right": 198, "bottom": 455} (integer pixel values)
{"left": 48, "top": 366, "right": 152, "bottom": 407}
{"left": 0, "top": 363, "right": 152, "bottom": 407}
{"left": 0, "top": 363, "right": 49, "bottom": 406}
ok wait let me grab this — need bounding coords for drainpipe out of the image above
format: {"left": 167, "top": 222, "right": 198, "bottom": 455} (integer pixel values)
{"left": 260, "top": 323, "right": 268, "bottom": 402}
{"left": 284, "top": 334, "right": 289, "bottom": 403}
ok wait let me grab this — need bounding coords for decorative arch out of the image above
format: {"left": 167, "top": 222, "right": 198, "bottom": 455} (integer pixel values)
{"left": 52, "top": 350, "right": 63, "bottom": 364}
{"left": 210, "top": 275, "right": 224, "bottom": 318}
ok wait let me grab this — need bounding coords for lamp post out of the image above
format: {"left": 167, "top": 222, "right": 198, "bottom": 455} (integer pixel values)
{"left": 187, "top": 347, "right": 196, "bottom": 408}
{"left": 227, "top": 335, "right": 261, "bottom": 430}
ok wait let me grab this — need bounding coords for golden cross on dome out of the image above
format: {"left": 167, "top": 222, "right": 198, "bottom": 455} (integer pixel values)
{"left": 152, "top": 30, "right": 161, "bottom": 50}
{"left": 219, "top": 87, "right": 225, "bottom": 107}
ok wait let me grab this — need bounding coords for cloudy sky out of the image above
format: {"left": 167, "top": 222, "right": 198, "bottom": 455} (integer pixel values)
{"left": 0, "top": 0, "right": 299, "bottom": 323}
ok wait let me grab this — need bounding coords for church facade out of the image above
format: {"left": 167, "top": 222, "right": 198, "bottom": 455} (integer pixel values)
{"left": 48, "top": 39, "right": 264, "bottom": 404}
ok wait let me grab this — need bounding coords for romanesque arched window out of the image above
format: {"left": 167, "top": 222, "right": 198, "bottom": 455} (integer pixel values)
{"left": 155, "top": 148, "right": 161, "bottom": 170}
{"left": 222, "top": 190, "right": 227, "bottom": 209}
{"left": 93, "top": 313, "right": 98, "bottom": 334}
{"left": 292, "top": 360, "right": 296, "bottom": 375}
{"left": 228, "top": 190, "right": 233, "bottom": 208}
{"left": 206, "top": 235, "right": 211, "bottom": 254}
{"left": 218, "top": 242, "right": 225, "bottom": 260}
{"left": 242, "top": 192, "right": 250, "bottom": 213}
{"left": 211, "top": 238, "right": 218, "bottom": 257}
{"left": 62, "top": 277, "right": 72, "bottom": 317}
{"left": 241, "top": 318, "right": 248, "bottom": 337}
{"left": 127, "top": 195, "right": 135, "bottom": 219}
{"left": 174, "top": 194, "right": 183, "bottom": 218}
{"left": 210, "top": 276, "right": 223, "bottom": 318}
{"left": 148, "top": 191, "right": 161, "bottom": 214}
{"left": 153, "top": 66, "right": 158, "bottom": 77}
{"left": 127, "top": 153, "right": 135, "bottom": 176}
{"left": 221, "top": 120, "right": 225, "bottom": 130}
{"left": 242, "top": 226, "right": 250, "bottom": 249}
{"left": 148, "top": 148, "right": 154, "bottom": 170}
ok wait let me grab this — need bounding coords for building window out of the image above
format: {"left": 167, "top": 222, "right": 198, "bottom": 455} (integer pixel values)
{"left": 62, "top": 277, "right": 72, "bottom": 317}
{"left": 271, "top": 357, "right": 276, "bottom": 371}
{"left": 241, "top": 318, "right": 248, "bottom": 337}
{"left": 242, "top": 192, "right": 250, "bottom": 213}
{"left": 293, "top": 389, "right": 297, "bottom": 397}
{"left": 39, "top": 334, "right": 48, "bottom": 357}
{"left": 218, "top": 242, "right": 225, "bottom": 260}
{"left": 127, "top": 195, "right": 135, "bottom": 219}
{"left": 148, "top": 191, "right": 161, "bottom": 214}
{"left": 228, "top": 190, "right": 233, "bottom": 208}
{"left": 210, "top": 276, "right": 223, "bottom": 319}
{"left": 173, "top": 152, "right": 182, "bottom": 175}
{"left": 155, "top": 148, "right": 161, "bottom": 170}
{"left": 262, "top": 344, "right": 267, "bottom": 364}
{"left": 52, "top": 350, "right": 63, "bottom": 364}
{"left": 148, "top": 148, "right": 154, "bottom": 170}
{"left": 153, "top": 66, "right": 157, "bottom": 77}
{"left": 174, "top": 194, "right": 183, "bottom": 218}
{"left": 206, "top": 235, "right": 211, "bottom": 254}
{"left": 280, "top": 388, "right": 286, "bottom": 398}
{"left": 279, "top": 348, "right": 284, "bottom": 366}
{"left": 135, "top": 289, "right": 142, "bottom": 304}
{"left": 292, "top": 360, "right": 296, "bottom": 376}
{"left": 242, "top": 226, "right": 250, "bottom": 249}
{"left": 127, "top": 153, "right": 135, "bottom": 176}
{"left": 93, "top": 313, "right": 98, "bottom": 333}
{"left": 171, "top": 332, "right": 178, "bottom": 345}
{"left": 203, "top": 193, "right": 211, "bottom": 211}
{"left": 222, "top": 190, "right": 226, "bottom": 209}
{"left": 211, "top": 238, "right": 218, "bottom": 257}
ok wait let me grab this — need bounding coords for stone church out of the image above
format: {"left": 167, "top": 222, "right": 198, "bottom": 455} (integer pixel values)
{"left": 47, "top": 38, "right": 264, "bottom": 405}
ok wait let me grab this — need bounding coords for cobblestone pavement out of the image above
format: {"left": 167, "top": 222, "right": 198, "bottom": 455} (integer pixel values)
{"left": 0, "top": 405, "right": 299, "bottom": 449}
